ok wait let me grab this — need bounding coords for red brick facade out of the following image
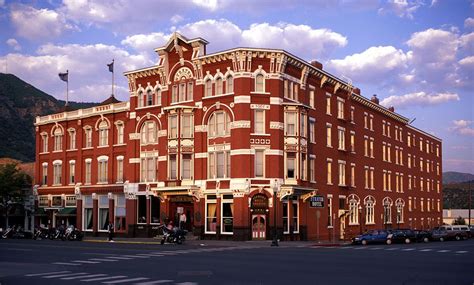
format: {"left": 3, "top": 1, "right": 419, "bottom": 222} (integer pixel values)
{"left": 34, "top": 33, "right": 442, "bottom": 241}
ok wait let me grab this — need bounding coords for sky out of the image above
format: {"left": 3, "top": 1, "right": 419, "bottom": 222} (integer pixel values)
{"left": 0, "top": 0, "right": 472, "bottom": 173}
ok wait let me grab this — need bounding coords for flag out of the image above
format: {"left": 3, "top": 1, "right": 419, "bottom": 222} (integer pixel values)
{"left": 58, "top": 71, "right": 68, "bottom": 82}
{"left": 107, "top": 60, "right": 114, "bottom": 73}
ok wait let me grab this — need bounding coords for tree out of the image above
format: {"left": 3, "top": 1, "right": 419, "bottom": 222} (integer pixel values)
{"left": 453, "top": 216, "right": 466, "bottom": 225}
{"left": 0, "top": 163, "right": 31, "bottom": 228}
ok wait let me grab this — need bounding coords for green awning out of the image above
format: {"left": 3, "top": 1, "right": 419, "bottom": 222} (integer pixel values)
{"left": 34, "top": 208, "right": 48, "bottom": 216}
{"left": 57, "top": 207, "right": 77, "bottom": 216}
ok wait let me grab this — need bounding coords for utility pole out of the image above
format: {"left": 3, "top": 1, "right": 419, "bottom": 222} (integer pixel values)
{"left": 469, "top": 179, "right": 472, "bottom": 227}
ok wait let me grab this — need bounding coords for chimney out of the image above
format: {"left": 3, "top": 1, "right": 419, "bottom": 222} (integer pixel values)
{"left": 371, "top": 94, "right": 379, "bottom": 104}
{"left": 388, "top": 106, "right": 395, "bottom": 112}
{"left": 353, "top": 88, "right": 361, "bottom": 95}
{"left": 310, "top": 60, "right": 323, "bottom": 69}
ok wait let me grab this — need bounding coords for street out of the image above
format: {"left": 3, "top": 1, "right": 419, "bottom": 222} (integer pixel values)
{"left": 0, "top": 238, "right": 473, "bottom": 285}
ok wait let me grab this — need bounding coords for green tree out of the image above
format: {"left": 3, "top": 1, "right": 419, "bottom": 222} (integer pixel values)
{"left": 453, "top": 216, "right": 466, "bottom": 225}
{"left": 0, "top": 163, "right": 31, "bottom": 228}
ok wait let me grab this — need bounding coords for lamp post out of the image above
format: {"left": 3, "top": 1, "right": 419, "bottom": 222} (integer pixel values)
{"left": 358, "top": 205, "right": 363, "bottom": 234}
{"left": 271, "top": 179, "right": 279, "bottom": 247}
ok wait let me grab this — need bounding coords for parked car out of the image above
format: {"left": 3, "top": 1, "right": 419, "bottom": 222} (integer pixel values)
{"left": 352, "top": 230, "right": 390, "bottom": 245}
{"left": 386, "top": 229, "right": 416, "bottom": 244}
{"left": 438, "top": 225, "right": 469, "bottom": 241}
{"left": 413, "top": 230, "right": 431, "bottom": 243}
{"left": 430, "top": 228, "right": 449, "bottom": 241}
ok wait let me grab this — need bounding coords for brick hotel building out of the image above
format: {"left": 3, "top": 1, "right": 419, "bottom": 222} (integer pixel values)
{"left": 33, "top": 33, "right": 442, "bottom": 240}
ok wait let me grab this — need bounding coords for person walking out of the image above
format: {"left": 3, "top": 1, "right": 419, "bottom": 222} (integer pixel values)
{"left": 107, "top": 221, "right": 114, "bottom": 242}
{"left": 179, "top": 212, "right": 187, "bottom": 230}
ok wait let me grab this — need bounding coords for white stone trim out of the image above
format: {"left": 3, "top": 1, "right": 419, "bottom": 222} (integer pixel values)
{"left": 270, "top": 97, "right": 283, "bottom": 105}
{"left": 195, "top": 153, "right": 208, "bottom": 159}
{"left": 234, "top": 96, "right": 251, "bottom": 104}
{"left": 265, "top": 149, "right": 284, "bottom": 156}
{"left": 129, "top": 158, "right": 140, "bottom": 164}
{"left": 158, "top": 156, "right": 167, "bottom": 161}
{"left": 231, "top": 120, "right": 251, "bottom": 129}
{"left": 230, "top": 149, "right": 254, "bottom": 155}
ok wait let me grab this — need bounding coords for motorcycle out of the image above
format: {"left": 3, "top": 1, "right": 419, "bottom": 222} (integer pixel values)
{"left": 2, "top": 225, "right": 32, "bottom": 239}
{"left": 64, "top": 225, "right": 83, "bottom": 241}
{"left": 159, "top": 224, "right": 187, "bottom": 245}
{"left": 33, "top": 226, "right": 50, "bottom": 240}
{"left": 51, "top": 226, "right": 66, "bottom": 240}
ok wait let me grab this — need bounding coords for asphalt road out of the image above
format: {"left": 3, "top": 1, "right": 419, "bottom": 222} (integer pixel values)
{"left": 0, "top": 238, "right": 473, "bottom": 285}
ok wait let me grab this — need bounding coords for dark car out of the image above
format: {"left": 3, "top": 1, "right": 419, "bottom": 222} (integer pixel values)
{"left": 352, "top": 230, "right": 390, "bottom": 245}
{"left": 430, "top": 228, "right": 449, "bottom": 241}
{"left": 386, "top": 229, "right": 416, "bottom": 244}
{"left": 413, "top": 230, "right": 431, "bottom": 243}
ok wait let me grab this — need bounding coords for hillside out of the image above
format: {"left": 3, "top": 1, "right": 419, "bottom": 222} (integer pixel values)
{"left": 443, "top": 171, "right": 474, "bottom": 184}
{"left": 0, "top": 73, "right": 96, "bottom": 162}
{"left": 443, "top": 180, "right": 473, "bottom": 209}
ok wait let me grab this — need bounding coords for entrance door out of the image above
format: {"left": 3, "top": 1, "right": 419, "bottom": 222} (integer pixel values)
{"left": 170, "top": 199, "right": 194, "bottom": 231}
{"left": 252, "top": 214, "right": 266, "bottom": 239}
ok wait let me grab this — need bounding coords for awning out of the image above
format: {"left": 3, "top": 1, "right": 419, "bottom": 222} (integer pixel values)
{"left": 34, "top": 208, "right": 48, "bottom": 216}
{"left": 278, "top": 185, "right": 317, "bottom": 201}
{"left": 57, "top": 207, "right": 77, "bottom": 216}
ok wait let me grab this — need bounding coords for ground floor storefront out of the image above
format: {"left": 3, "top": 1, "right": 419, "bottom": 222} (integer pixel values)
{"left": 34, "top": 183, "right": 443, "bottom": 241}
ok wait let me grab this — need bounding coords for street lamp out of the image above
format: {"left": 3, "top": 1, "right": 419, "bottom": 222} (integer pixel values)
{"left": 271, "top": 179, "right": 279, "bottom": 247}
{"left": 358, "top": 205, "right": 363, "bottom": 234}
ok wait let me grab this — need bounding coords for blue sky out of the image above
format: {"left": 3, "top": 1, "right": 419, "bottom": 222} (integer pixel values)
{"left": 0, "top": 0, "right": 472, "bottom": 173}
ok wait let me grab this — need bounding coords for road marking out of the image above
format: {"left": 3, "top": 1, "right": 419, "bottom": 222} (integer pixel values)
{"left": 137, "top": 254, "right": 164, "bottom": 257}
{"left": 338, "top": 247, "right": 353, "bottom": 249}
{"left": 72, "top": 260, "right": 101, "bottom": 264}
{"left": 43, "top": 272, "right": 88, "bottom": 278}
{"left": 354, "top": 247, "right": 367, "bottom": 250}
{"left": 120, "top": 255, "right": 150, "bottom": 259}
{"left": 89, "top": 258, "right": 118, "bottom": 262}
{"left": 102, "top": 277, "right": 149, "bottom": 284}
{"left": 369, "top": 247, "right": 382, "bottom": 250}
{"left": 402, "top": 248, "right": 416, "bottom": 251}
{"left": 419, "top": 249, "right": 432, "bottom": 252}
{"left": 385, "top": 248, "right": 399, "bottom": 251}
{"left": 52, "top": 262, "right": 82, "bottom": 266}
{"left": 25, "top": 271, "right": 70, "bottom": 277}
{"left": 81, "top": 275, "right": 127, "bottom": 282}
{"left": 437, "top": 250, "right": 451, "bottom": 253}
{"left": 134, "top": 280, "right": 174, "bottom": 285}
{"left": 455, "top": 250, "right": 468, "bottom": 254}
{"left": 104, "top": 256, "right": 133, "bottom": 260}
{"left": 61, "top": 274, "right": 107, "bottom": 280}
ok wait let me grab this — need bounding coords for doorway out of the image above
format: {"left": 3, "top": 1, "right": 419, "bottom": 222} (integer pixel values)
{"left": 252, "top": 215, "right": 266, "bottom": 239}
{"left": 169, "top": 196, "right": 194, "bottom": 232}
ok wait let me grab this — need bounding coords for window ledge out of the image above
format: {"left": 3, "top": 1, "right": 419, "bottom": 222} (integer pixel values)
{"left": 40, "top": 152, "right": 49, "bottom": 155}
{"left": 136, "top": 104, "right": 162, "bottom": 110}
{"left": 82, "top": 147, "right": 94, "bottom": 150}
{"left": 113, "top": 144, "right": 126, "bottom": 147}
{"left": 204, "top": 231, "right": 217, "bottom": 235}
{"left": 52, "top": 150, "right": 62, "bottom": 153}
{"left": 251, "top": 133, "right": 271, "bottom": 136}
{"left": 66, "top": 149, "right": 77, "bottom": 152}
{"left": 327, "top": 145, "right": 333, "bottom": 148}
{"left": 250, "top": 91, "right": 271, "bottom": 95}
{"left": 171, "top": 99, "right": 194, "bottom": 105}
{"left": 202, "top": 92, "right": 234, "bottom": 100}
{"left": 349, "top": 223, "right": 359, "bottom": 226}
{"left": 97, "top": 145, "right": 109, "bottom": 148}
{"left": 365, "top": 222, "right": 376, "bottom": 225}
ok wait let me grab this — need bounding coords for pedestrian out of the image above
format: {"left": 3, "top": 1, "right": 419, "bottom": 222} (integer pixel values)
{"left": 179, "top": 212, "right": 187, "bottom": 230}
{"left": 107, "top": 221, "right": 114, "bottom": 242}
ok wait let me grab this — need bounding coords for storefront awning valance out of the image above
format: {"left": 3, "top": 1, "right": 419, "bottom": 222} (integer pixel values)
{"left": 57, "top": 207, "right": 77, "bottom": 216}
{"left": 278, "top": 186, "right": 317, "bottom": 201}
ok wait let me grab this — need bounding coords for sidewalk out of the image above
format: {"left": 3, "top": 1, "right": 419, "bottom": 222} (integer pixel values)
{"left": 82, "top": 236, "right": 351, "bottom": 247}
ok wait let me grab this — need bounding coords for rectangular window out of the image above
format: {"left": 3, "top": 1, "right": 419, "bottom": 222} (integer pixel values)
{"left": 350, "top": 107, "right": 355, "bottom": 123}
{"left": 83, "top": 195, "right": 93, "bottom": 230}
{"left": 85, "top": 160, "right": 91, "bottom": 184}
{"left": 115, "top": 194, "right": 126, "bottom": 231}
{"left": 327, "top": 196, "right": 333, "bottom": 227}
{"left": 169, "top": 115, "right": 178, "bottom": 139}
{"left": 150, "top": 196, "right": 160, "bottom": 224}
{"left": 137, "top": 195, "right": 147, "bottom": 224}
{"left": 182, "top": 154, "right": 192, "bottom": 180}
{"left": 85, "top": 128, "right": 92, "bottom": 148}
{"left": 327, "top": 124, "right": 332, "bottom": 147}
{"left": 99, "top": 129, "right": 108, "bottom": 146}
{"left": 42, "top": 164, "right": 48, "bottom": 185}
{"left": 53, "top": 163, "right": 62, "bottom": 185}
{"left": 338, "top": 128, "right": 345, "bottom": 150}
{"left": 208, "top": 151, "right": 230, "bottom": 179}
{"left": 309, "top": 120, "right": 315, "bottom": 143}
{"left": 364, "top": 113, "right": 368, "bottom": 129}
{"left": 117, "top": 158, "right": 124, "bottom": 183}
{"left": 310, "top": 157, "right": 315, "bottom": 182}
{"left": 255, "top": 150, "right": 264, "bottom": 178}
{"left": 369, "top": 115, "right": 373, "bottom": 131}
{"left": 285, "top": 112, "right": 296, "bottom": 136}
{"left": 206, "top": 195, "right": 217, "bottom": 233}
{"left": 364, "top": 137, "right": 369, "bottom": 156}
{"left": 309, "top": 88, "right": 315, "bottom": 108}
{"left": 221, "top": 195, "right": 234, "bottom": 234}
{"left": 287, "top": 153, "right": 296, "bottom": 179}
{"left": 338, "top": 161, "right": 346, "bottom": 186}
{"left": 284, "top": 80, "right": 289, "bottom": 98}
{"left": 169, "top": 155, "right": 177, "bottom": 180}
{"left": 172, "top": 85, "right": 178, "bottom": 103}
{"left": 187, "top": 82, "right": 193, "bottom": 101}
{"left": 254, "top": 109, "right": 265, "bottom": 134}
{"left": 350, "top": 132, "right": 355, "bottom": 152}
{"left": 117, "top": 124, "right": 124, "bottom": 144}
{"left": 351, "top": 164, "right": 355, "bottom": 187}
{"left": 98, "top": 195, "right": 109, "bottom": 231}
{"left": 42, "top": 134, "right": 48, "bottom": 152}
{"left": 179, "top": 83, "right": 186, "bottom": 102}
{"left": 369, "top": 139, "right": 374, "bottom": 158}
{"left": 38, "top": 196, "right": 49, "bottom": 207}
{"left": 98, "top": 160, "right": 108, "bottom": 183}
{"left": 327, "top": 160, "right": 332, "bottom": 184}
{"left": 283, "top": 200, "right": 289, "bottom": 234}
{"left": 365, "top": 167, "right": 369, "bottom": 189}
{"left": 69, "top": 130, "right": 76, "bottom": 150}
{"left": 54, "top": 134, "right": 63, "bottom": 151}
{"left": 69, "top": 162, "right": 75, "bottom": 184}
{"left": 337, "top": 99, "right": 344, "bottom": 119}
{"left": 292, "top": 200, "right": 299, "bottom": 233}
{"left": 181, "top": 113, "right": 194, "bottom": 138}
{"left": 300, "top": 113, "right": 307, "bottom": 137}
{"left": 301, "top": 154, "right": 307, "bottom": 181}
{"left": 370, "top": 168, "right": 374, "bottom": 189}
{"left": 326, "top": 94, "right": 332, "bottom": 115}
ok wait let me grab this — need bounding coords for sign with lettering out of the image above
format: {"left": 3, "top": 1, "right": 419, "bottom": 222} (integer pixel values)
{"left": 310, "top": 195, "right": 324, "bottom": 208}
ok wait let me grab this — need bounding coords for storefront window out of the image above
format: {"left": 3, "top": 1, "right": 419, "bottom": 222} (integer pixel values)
{"left": 150, "top": 196, "right": 160, "bottom": 224}
{"left": 98, "top": 195, "right": 109, "bottom": 231}
{"left": 206, "top": 195, "right": 217, "bottom": 233}
{"left": 83, "top": 195, "right": 93, "bottom": 231}
{"left": 115, "top": 194, "right": 126, "bottom": 231}
{"left": 137, "top": 196, "right": 147, "bottom": 224}
{"left": 221, "top": 195, "right": 233, "bottom": 234}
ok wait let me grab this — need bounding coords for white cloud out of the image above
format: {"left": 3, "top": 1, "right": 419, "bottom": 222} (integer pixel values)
{"left": 449, "top": 120, "right": 474, "bottom": 137}
{"left": 170, "top": 14, "right": 184, "bottom": 24}
{"left": 1, "top": 43, "right": 150, "bottom": 103}
{"left": 121, "top": 32, "right": 170, "bottom": 57}
{"left": 465, "top": 17, "right": 474, "bottom": 29}
{"left": 327, "top": 46, "right": 410, "bottom": 83}
{"left": 460, "top": 32, "right": 474, "bottom": 54}
{"left": 380, "top": 91, "right": 460, "bottom": 108}
{"left": 407, "top": 28, "right": 459, "bottom": 64}
{"left": 10, "top": 4, "right": 75, "bottom": 41}
{"left": 6, "top": 38, "right": 21, "bottom": 51}
{"left": 192, "top": 0, "right": 219, "bottom": 11}
{"left": 378, "top": 0, "right": 423, "bottom": 19}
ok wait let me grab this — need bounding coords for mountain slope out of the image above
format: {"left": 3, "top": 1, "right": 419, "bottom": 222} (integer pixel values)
{"left": 0, "top": 73, "right": 96, "bottom": 162}
{"left": 443, "top": 171, "right": 474, "bottom": 184}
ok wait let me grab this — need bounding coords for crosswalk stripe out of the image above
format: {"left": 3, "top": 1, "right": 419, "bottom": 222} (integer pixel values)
{"left": 135, "top": 254, "right": 162, "bottom": 257}
{"left": 437, "top": 250, "right": 450, "bottom": 253}
{"left": 72, "top": 260, "right": 100, "bottom": 264}
{"left": 455, "top": 250, "right": 468, "bottom": 254}
{"left": 354, "top": 247, "right": 367, "bottom": 250}
{"left": 89, "top": 258, "right": 118, "bottom": 262}
{"left": 61, "top": 274, "right": 107, "bottom": 280}
{"left": 102, "top": 277, "right": 149, "bottom": 284}
{"left": 43, "top": 272, "right": 87, "bottom": 279}
{"left": 26, "top": 271, "right": 70, "bottom": 277}
{"left": 134, "top": 280, "right": 174, "bottom": 285}
{"left": 52, "top": 262, "right": 82, "bottom": 266}
{"left": 369, "top": 247, "right": 382, "bottom": 250}
{"left": 420, "top": 249, "right": 432, "bottom": 252}
{"left": 120, "top": 255, "right": 150, "bottom": 259}
{"left": 385, "top": 248, "right": 399, "bottom": 251}
{"left": 81, "top": 275, "right": 127, "bottom": 282}
{"left": 104, "top": 256, "right": 133, "bottom": 260}
{"left": 402, "top": 248, "right": 416, "bottom": 251}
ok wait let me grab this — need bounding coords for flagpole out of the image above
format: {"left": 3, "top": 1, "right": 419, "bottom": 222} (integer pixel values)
{"left": 112, "top": 59, "right": 115, "bottom": 97}
{"left": 66, "top": 70, "right": 69, "bottom": 106}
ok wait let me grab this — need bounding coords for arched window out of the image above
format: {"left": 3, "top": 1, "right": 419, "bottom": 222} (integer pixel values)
{"left": 97, "top": 156, "right": 109, "bottom": 183}
{"left": 348, "top": 194, "right": 360, "bottom": 225}
{"left": 205, "top": 79, "right": 212, "bottom": 97}
{"left": 98, "top": 121, "right": 109, "bottom": 146}
{"left": 396, "top": 198, "right": 405, "bottom": 224}
{"left": 141, "top": 121, "right": 157, "bottom": 145}
{"left": 53, "top": 160, "right": 62, "bottom": 185}
{"left": 255, "top": 73, "right": 264, "bottom": 92}
{"left": 155, "top": 87, "right": 162, "bottom": 106}
{"left": 226, "top": 75, "right": 234, "bottom": 93}
{"left": 68, "top": 128, "right": 76, "bottom": 150}
{"left": 208, "top": 111, "right": 231, "bottom": 137}
{"left": 115, "top": 121, "right": 124, "bottom": 144}
{"left": 138, "top": 90, "right": 144, "bottom": 107}
{"left": 146, "top": 89, "right": 153, "bottom": 106}
{"left": 53, "top": 128, "right": 63, "bottom": 151}
{"left": 41, "top": 132, "right": 48, "bottom": 153}
{"left": 364, "top": 196, "right": 375, "bottom": 224}
{"left": 383, "top": 197, "right": 393, "bottom": 225}
{"left": 215, "top": 77, "right": 223, "bottom": 96}
{"left": 84, "top": 126, "right": 92, "bottom": 148}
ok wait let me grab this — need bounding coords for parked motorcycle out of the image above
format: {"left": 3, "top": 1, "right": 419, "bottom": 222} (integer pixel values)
{"left": 2, "top": 225, "right": 32, "bottom": 239}
{"left": 159, "top": 224, "right": 187, "bottom": 245}
{"left": 64, "top": 225, "right": 83, "bottom": 241}
{"left": 33, "top": 226, "right": 50, "bottom": 240}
